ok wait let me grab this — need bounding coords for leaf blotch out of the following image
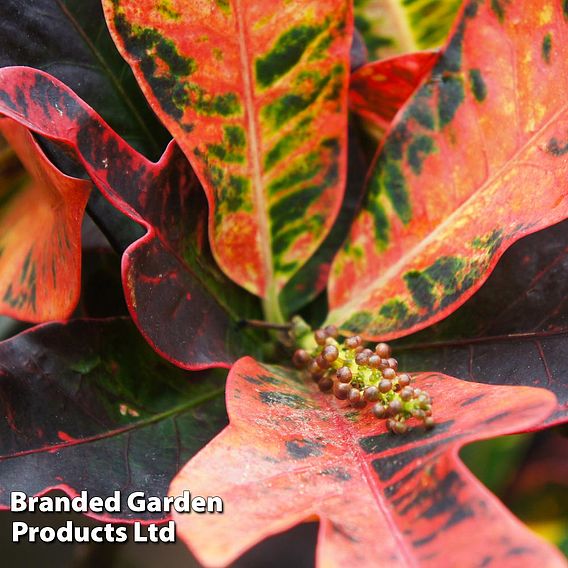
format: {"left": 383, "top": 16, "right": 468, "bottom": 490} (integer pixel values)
{"left": 469, "top": 69, "right": 487, "bottom": 102}
{"left": 321, "top": 467, "right": 351, "bottom": 481}
{"left": 438, "top": 76, "right": 464, "bottom": 128}
{"left": 256, "top": 25, "right": 322, "bottom": 88}
{"left": 404, "top": 270, "right": 436, "bottom": 310}
{"left": 260, "top": 391, "right": 309, "bottom": 409}
{"left": 407, "top": 135, "right": 436, "bottom": 175}
{"left": 542, "top": 33, "right": 552, "bottom": 64}
{"left": 286, "top": 438, "right": 324, "bottom": 459}
{"left": 342, "top": 311, "right": 373, "bottom": 333}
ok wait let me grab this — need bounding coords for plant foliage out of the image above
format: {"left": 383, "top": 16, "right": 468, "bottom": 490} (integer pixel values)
{"left": 0, "top": 0, "right": 567, "bottom": 566}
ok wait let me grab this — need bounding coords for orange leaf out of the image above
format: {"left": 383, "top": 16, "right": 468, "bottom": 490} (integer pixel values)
{"left": 170, "top": 357, "right": 564, "bottom": 567}
{"left": 328, "top": 0, "right": 568, "bottom": 339}
{"left": 102, "top": 0, "right": 353, "bottom": 308}
{"left": 0, "top": 118, "right": 91, "bottom": 321}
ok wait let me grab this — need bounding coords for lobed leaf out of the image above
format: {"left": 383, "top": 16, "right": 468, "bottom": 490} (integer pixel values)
{"left": 0, "top": 318, "right": 227, "bottom": 521}
{"left": 0, "top": 66, "right": 262, "bottom": 368}
{"left": 102, "top": 0, "right": 353, "bottom": 307}
{"left": 170, "top": 357, "right": 563, "bottom": 568}
{"left": 354, "top": 0, "right": 461, "bottom": 60}
{"left": 0, "top": 119, "right": 91, "bottom": 322}
{"left": 328, "top": 0, "right": 568, "bottom": 340}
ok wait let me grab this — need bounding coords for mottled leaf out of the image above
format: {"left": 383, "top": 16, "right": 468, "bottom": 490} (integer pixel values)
{"left": 395, "top": 220, "right": 568, "bottom": 427}
{"left": 0, "top": 67, "right": 263, "bottom": 368}
{"left": 0, "top": 0, "right": 170, "bottom": 159}
{"left": 350, "top": 51, "right": 439, "bottom": 142}
{"left": 0, "top": 118, "right": 91, "bottom": 322}
{"left": 170, "top": 357, "right": 563, "bottom": 568}
{"left": 102, "top": 0, "right": 352, "bottom": 307}
{"left": 0, "top": 318, "right": 227, "bottom": 521}
{"left": 328, "top": 0, "right": 568, "bottom": 340}
{"left": 354, "top": 0, "right": 461, "bottom": 60}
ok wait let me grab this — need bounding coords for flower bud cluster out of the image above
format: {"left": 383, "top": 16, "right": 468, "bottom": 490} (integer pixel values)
{"left": 293, "top": 326, "right": 434, "bottom": 434}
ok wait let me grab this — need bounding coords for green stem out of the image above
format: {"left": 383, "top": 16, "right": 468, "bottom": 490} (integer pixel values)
{"left": 262, "top": 284, "right": 285, "bottom": 324}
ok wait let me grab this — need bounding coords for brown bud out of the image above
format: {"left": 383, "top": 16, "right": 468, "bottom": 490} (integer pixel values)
{"left": 355, "top": 351, "right": 370, "bottom": 366}
{"left": 334, "top": 382, "right": 351, "bottom": 400}
{"left": 308, "top": 360, "right": 321, "bottom": 376}
{"left": 372, "top": 404, "right": 387, "bottom": 418}
{"left": 318, "top": 376, "right": 333, "bottom": 392}
{"left": 324, "top": 325, "right": 338, "bottom": 338}
{"left": 314, "top": 329, "right": 328, "bottom": 346}
{"left": 322, "top": 344, "right": 339, "bottom": 362}
{"left": 382, "top": 368, "right": 396, "bottom": 380}
{"left": 387, "top": 357, "right": 398, "bottom": 370}
{"left": 368, "top": 354, "right": 381, "bottom": 368}
{"left": 418, "top": 394, "right": 431, "bottom": 407}
{"left": 364, "top": 386, "right": 380, "bottom": 402}
{"left": 388, "top": 399, "right": 403, "bottom": 415}
{"left": 378, "top": 379, "right": 392, "bottom": 393}
{"left": 336, "top": 366, "right": 352, "bottom": 383}
{"left": 424, "top": 416, "right": 435, "bottom": 430}
{"left": 348, "top": 388, "right": 362, "bottom": 405}
{"left": 292, "top": 349, "right": 311, "bottom": 369}
{"left": 392, "top": 421, "right": 408, "bottom": 435}
{"left": 316, "top": 355, "right": 331, "bottom": 370}
{"left": 398, "top": 374, "right": 411, "bottom": 387}
{"left": 345, "top": 335, "right": 362, "bottom": 349}
{"left": 400, "top": 386, "right": 413, "bottom": 401}
{"left": 375, "top": 342, "right": 392, "bottom": 358}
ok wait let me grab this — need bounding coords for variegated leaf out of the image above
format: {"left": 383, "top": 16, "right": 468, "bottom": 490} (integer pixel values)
{"left": 327, "top": 0, "right": 568, "bottom": 340}
{"left": 102, "top": 0, "right": 353, "bottom": 314}
{"left": 170, "top": 357, "right": 563, "bottom": 568}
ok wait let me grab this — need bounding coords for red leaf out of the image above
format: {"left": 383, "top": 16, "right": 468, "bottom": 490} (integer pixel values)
{"left": 0, "top": 118, "right": 91, "bottom": 321}
{"left": 349, "top": 51, "right": 439, "bottom": 141}
{"left": 0, "top": 318, "right": 228, "bottom": 522}
{"left": 102, "top": 0, "right": 353, "bottom": 305}
{"left": 170, "top": 357, "right": 564, "bottom": 567}
{"left": 0, "top": 67, "right": 262, "bottom": 368}
{"left": 328, "top": 0, "right": 568, "bottom": 340}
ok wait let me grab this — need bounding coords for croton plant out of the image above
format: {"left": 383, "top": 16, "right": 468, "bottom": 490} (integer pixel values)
{"left": 0, "top": 0, "right": 567, "bottom": 565}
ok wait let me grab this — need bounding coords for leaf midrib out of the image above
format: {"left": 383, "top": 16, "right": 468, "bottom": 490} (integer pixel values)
{"left": 234, "top": 0, "right": 274, "bottom": 301}
{"left": 311, "top": 376, "right": 418, "bottom": 566}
